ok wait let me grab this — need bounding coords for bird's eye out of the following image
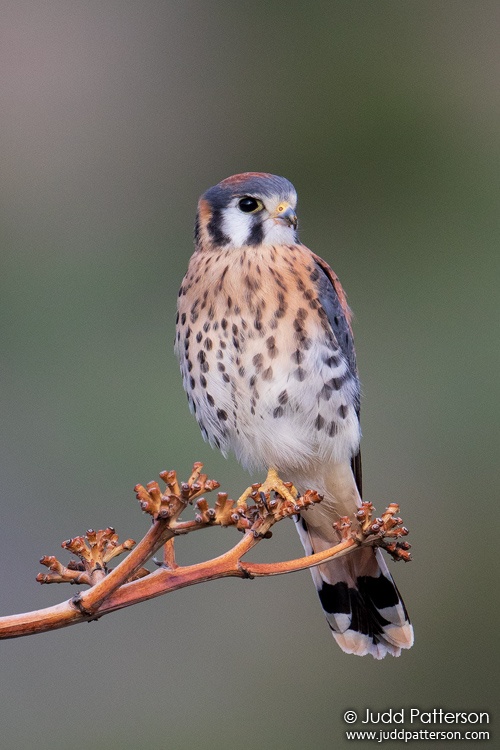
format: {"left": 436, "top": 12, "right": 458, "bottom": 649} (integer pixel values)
{"left": 237, "top": 196, "right": 263, "bottom": 213}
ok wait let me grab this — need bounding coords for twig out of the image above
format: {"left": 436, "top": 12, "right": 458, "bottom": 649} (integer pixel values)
{"left": 0, "top": 463, "right": 410, "bottom": 639}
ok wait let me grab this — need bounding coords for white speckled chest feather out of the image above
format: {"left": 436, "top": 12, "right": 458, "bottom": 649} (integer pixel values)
{"left": 175, "top": 242, "right": 360, "bottom": 473}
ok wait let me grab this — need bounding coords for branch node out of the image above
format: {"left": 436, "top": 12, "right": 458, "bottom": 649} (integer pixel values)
{"left": 71, "top": 593, "right": 95, "bottom": 617}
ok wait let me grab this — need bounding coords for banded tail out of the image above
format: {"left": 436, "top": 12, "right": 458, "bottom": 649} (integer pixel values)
{"left": 293, "top": 464, "right": 414, "bottom": 659}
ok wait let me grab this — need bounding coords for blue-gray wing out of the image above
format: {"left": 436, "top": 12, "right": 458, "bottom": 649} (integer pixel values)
{"left": 311, "top": 253, "right": 362, "bottom": 496}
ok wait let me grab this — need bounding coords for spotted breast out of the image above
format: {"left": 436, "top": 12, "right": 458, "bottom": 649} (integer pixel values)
{"left": 175, "top": 242, "right": 361, "bottom": 475}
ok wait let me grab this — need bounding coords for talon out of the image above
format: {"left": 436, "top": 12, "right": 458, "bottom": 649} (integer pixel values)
{"left": 259, "top": 491, "right": 269, "bottom": 512}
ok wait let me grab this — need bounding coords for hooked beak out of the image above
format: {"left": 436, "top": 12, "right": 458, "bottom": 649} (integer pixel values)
{"left": 272, "top": 202, "right": 298, "bottom": 229}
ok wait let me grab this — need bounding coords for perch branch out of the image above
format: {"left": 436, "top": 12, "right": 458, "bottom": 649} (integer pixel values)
{"left": 0, "top": 463, "right": 410, "bottom": 639}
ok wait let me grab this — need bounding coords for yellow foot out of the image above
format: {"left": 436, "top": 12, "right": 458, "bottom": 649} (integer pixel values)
{"left": 235, "top": 468, "right": 298, "bottom": 509}
{"left": 259, "top": 467, "right": 299, "bottom": 505}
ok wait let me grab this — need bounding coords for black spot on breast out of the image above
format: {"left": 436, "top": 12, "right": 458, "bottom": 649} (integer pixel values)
{"left": 204, "top": 338, "right": 213, "bottom": 351}
{"left": 217, "top": 409, "right": 228, "bottom": 421}
{"left": 196, "top": 332, "right": 203, "bottom": 343}
{"left": 314, "top": 414, "right": 325, "bottom": 430}
{"left": 221, "top": 318, "right": 228, "bottom": 331}
{"left": 325, "top": 375, "right": 345, "bottom": 391}
{"left": 296, "top": 333, "right": 312, "bottom": 350}
{"left": 215, "top": 265, "right": 229, "bottom": 293}
{"left": 319, "top": 383, "right": 332, "bottom": 400}
{"left": 203, "top": 321, "right": 210, "bottom": 333}
{"left": 338, "top": 404, "right": 348, "bottom": 418}
{"left": 273, "top": 275, "right": 287, "bottom": 292}
{"left": 252, "top": 353, "right": 264, "bottom": 372}
{"left": 244, "top": 274, "right": 261, "bottom": 292}
{"left": 207, "top": 394, "right": 215, "bottom": 406}
{"left": 274, "top": 291, "right": 288, "bottom": 319}
{"left": 325, "top": 354, "right": 341, "bottom": 368}
{"left": 266, "top": 336, "right": 278, "bottom": 358}
{"left": 190, "top": 298, "right": 200, "bottom": 320}
{"left": 262, "top": 367, "right": 273, "bottom": 380}
{"left": 327, "top": 421, "right": 338, "bottom": 437}
{"left": 291, "top": 349, "right": 304, "bottom": 364}
{"left": 200, "top": 375, "right": 207, "bottom": 388}
{"left": 180, "top": 312, "right": 186, "bottom": 325}
{"left": 278, "top": 390, "right": 288, "bottom": 405}
{"left": 294, "top": 367, "right": 306, "bottom": 381}
{"left": 309, "top": 267, "right": 320, "bottom": 282}
{"left": 189, "top": 376, "right": 195, "bottom": 389}
{"left": 222, "top": 373, "right": 230, "bottom": 383}
{"left": 273, "top": 406, "right": 284, "bottom": 418}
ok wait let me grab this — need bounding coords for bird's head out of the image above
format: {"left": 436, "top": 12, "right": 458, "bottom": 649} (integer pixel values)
{"left": 195, "top": 172, "right": 298, "bottom": 250}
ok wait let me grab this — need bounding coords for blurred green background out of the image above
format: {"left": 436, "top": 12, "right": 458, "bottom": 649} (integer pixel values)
{"left": 1, "top": 2, "right": 498, "bottom": 748}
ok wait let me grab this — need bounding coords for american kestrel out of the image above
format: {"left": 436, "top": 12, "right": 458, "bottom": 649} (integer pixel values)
{"left": 175, "top": 173, "right": 413, "bottom": 658}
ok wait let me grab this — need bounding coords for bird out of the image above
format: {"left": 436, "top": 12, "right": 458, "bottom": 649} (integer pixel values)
{"left": 175, "top": 172, "right": 414, "bottom": 658}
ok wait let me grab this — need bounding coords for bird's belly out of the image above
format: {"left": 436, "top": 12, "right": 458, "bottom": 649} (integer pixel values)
{"left": 177, "top": 308, "right": 360, "bottom": 474}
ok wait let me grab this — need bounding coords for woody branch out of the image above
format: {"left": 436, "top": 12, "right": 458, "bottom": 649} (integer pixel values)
{"left": 0, "top": 462, "right": 410, "bottom": 640}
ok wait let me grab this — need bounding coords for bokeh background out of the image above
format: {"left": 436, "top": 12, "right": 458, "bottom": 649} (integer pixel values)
{"left": 1, "top": 2, "right": 498, "bottom": 748}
